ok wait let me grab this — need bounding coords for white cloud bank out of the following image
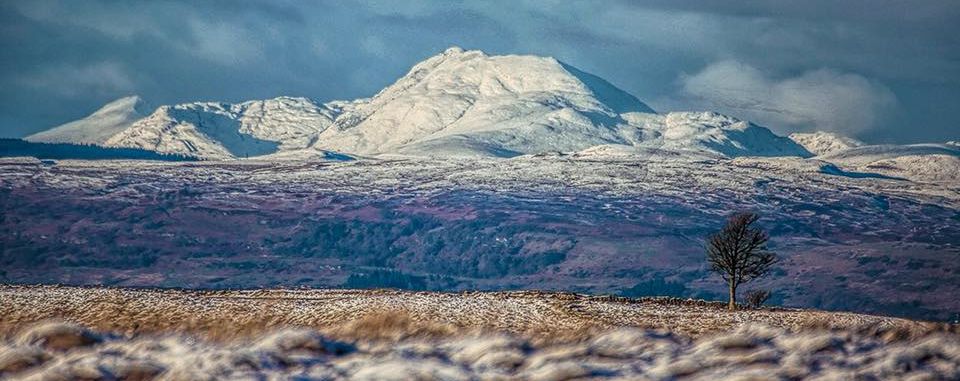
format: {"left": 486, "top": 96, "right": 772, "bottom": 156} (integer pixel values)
{"left": 18, "top": 62, "right": 135, "bottom": 98}
{"left": 679, "top": 60, "right": 897, "bottom": 135}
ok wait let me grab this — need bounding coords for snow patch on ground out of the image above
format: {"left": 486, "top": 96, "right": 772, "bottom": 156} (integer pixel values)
{"left": 2, "top": 321, "right": 957, "bottom": 380}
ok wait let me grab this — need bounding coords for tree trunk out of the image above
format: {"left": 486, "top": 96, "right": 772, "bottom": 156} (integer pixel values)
{"left": 728, "top": 282, "right": 737, "bottom": 311}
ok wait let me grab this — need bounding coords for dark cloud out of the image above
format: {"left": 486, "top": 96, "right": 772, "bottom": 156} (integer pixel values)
{"left": 1, "top": 0, "right": 957, "bottom": 143}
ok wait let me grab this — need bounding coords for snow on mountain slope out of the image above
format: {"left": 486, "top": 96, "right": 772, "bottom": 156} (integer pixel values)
{"left": 817, "top": 144, "right": 959, "bottom": 165}
{"left": 818, "top": 144, "right": 960, "bottom": 182}
{"left": 622, "top": 112, "right": 812, "bottom": 158}
{"left": 788, "top": 132, "right": 864, "bottom": 156}
{"left": 862, "top": 155, "right": 960, "bottom": 182}
{"left": 570, "top": 144, "right": 724, "bottom": 161}
{"left": 309, "top": 47, "right": 809, "bottom": 158}
{"left": 105, "top": 97, "right": 338, "bottom": 160}
{"left": 25, "top": 96, "right": 151, "bottom": 145}
{"left": 309, "top": 47, "right": 654, "bottom": 157}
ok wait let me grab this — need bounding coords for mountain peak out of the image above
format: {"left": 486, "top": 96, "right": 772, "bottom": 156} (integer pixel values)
{"left": 26, "top": 95, "right": 152, "bottom": 145}
{"left": 443, "top": 46, "right": 465, "bottom": 55}
{"left": 307, "top": 48, "right": 661, "bottom": 156}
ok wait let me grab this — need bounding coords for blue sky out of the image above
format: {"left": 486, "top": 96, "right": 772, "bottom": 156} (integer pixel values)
{"left": 1, "top": 0, "right": 958, "bottom": 143}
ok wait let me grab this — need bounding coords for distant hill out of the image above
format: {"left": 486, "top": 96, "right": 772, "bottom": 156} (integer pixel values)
{"left": 788, "top": 131, "right": 864, "bottom": 155}
{"left": 0, "top": 138, "right": 197, "bottom": 161}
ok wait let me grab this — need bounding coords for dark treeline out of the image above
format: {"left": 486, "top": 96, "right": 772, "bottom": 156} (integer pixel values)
{"left": 0, "top": 139, "right": 197, "bottom": 161}
{"left": 277, "top": 213, "right": 575, "bottom": 279}
{"left": 621, "top": 277, "right": 688, "bottom": 298}
{"left": 342, "top": 268, "right": 458, "bottom": 291}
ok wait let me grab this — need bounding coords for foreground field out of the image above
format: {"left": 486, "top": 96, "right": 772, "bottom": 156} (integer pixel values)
{"left": 1, "top": 286, "right": 958, "bottom": 380}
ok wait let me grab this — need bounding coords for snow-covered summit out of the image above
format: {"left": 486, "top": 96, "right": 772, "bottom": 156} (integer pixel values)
{"left": 788, "top": 132, "right": 864, "bottom": 156}
{"left": 308, "top": 47, "right": 657, "bottom": 157}
{"left": 26, "top": 95, "right": 152, "bottom": 145}
{"left": 306, "top": 47, "right": 810, "bottom": 158}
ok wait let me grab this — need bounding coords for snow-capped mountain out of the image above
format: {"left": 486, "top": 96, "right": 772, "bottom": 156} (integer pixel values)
{"left": 26, "top": 96, "right": 151, "bottom": 145}
{"left": 788, "top": 132, "right": 864, "bottom": 156}
{"left": 308, "top": 47, "right": 655, "bottom": 157}
{"left": 15, "top": 48, "right": 860, "bottom": 161}
{"left": 105, "top": 97, "right": 338, "bottom": 160}
{"left": 308, "top": 47, "right": 809, "bottom": 158}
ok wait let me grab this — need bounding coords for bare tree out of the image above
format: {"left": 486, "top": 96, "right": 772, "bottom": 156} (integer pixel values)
{"left": 744, "top": 289, "right": 772, "bottom": 309}
{"left": 706, "top": 212, "right": 777, "bottom": 310}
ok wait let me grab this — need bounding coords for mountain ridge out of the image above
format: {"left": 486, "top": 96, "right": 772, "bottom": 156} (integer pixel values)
{"left": 103, "top": 97, "right": 337, "bottom": 160}
{"left": 24, "top": 47, "right": 947, "bottom": 169}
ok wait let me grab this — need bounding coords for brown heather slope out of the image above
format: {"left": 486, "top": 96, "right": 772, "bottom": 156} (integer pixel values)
{"left": 0, "top": 285, "right": 947, "bottom": 342}
{"left": 3, "top": 158, "right": 959, "bottom": 322}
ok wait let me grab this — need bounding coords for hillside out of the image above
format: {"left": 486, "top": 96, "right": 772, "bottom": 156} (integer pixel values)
{"left": 817, "top": 143, "right": 960, "bottom": 182}
{"left": 0, "top": 138, "right": 196, "bottom": 161}
{"left": 0, "top": 286, "right": 957, "bottom": 380}
{"left": 2, "top": 156, "right": 957, "bottom": 321}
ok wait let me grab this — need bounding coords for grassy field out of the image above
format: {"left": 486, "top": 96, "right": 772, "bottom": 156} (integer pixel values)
{"left": 1, "top": 285, "right": 958, "bottom": 380}
{"left": 0, "top": 285, "right": 946, "bottom": 341}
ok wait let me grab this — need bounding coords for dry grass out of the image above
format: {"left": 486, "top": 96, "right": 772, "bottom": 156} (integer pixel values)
{"left": 328, "top": 310, "right": 459, "bottom": 342}
{"left": 1, "top": 320, "right": 957, "bottom": 380}
{"left": 1, "top": 286, "right": 959, "bottom": 380}
{"left": 0, "top": 285, "right": 952, "bottom": 343}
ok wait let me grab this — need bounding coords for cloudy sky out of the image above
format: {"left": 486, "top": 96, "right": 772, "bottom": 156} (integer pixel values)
{"left": 2, "top": 0, "right": 958, "bottom": 143}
